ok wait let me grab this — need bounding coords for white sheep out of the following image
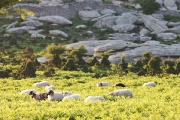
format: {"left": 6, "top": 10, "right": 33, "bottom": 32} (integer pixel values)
{"left": 107, "top": 89, "right": 133, "bottom": 98}
{"left": 143, "top": 82, "right": 156, "bottom": 87}
{"left": 45, "top": 85, "right": 56, "bottom": 91}
{"left": 84, "top": 96, "right": 105, "bottom": 102}
{"left": 33, "top": 81, "right": 51, "bottom": 87}
{"left": 62, "top": 94, "right": 82, "bottom": 101}
{"left": 47, "top": 90, "right": 73, "bottom": 101}
{"left": 96, "top": 82, "right": 110, "bottom": 87}
{"left": 20, "top": 89, "right": 36, "bottom": 95}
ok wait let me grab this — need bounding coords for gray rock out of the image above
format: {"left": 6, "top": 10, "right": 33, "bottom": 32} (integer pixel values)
{"left": 157, "top": 33, "right": 177, "bottom": 40}
{"left": 49, "top": 30, "right": 68, "bottom": 37}
{"left": 112, "top": 24, "right": 135, "bottom": 32}
{"left": 94, "top": 40, "right": 140, "bottom": 52}
{"left": 7, "top": 26, "right": 35, "bottom": 33}
{"left": 75, "top": 25, "right": 87, "bottom": 29}
{"left": 93, "top": 16, "right": 119, "bottom": 28}
{"left": 6, "top": 21, "right": 18, "bottom": 30}
{"left": 91, "top": 13, "right": 113, "bottom": 21}
{"left": 167, "top": 22, "right": 180, "bottom": 27}
{"left": 109, "top": 33, "right": 140, "bottom": 42}
{"left": 100, "top": 9, "right": 116, "bottom": 15}
{"left": 78, "top": 10, "right": 101, "bottom": 20}
{"left": 165, "top": 26, "right": 180, "bottom": 34}
{"left": 39, "top": 16, "right": 73, "bottom": 25}
{"left": 139, "top": 28, "right": 150, "bottom": 36}
{"left": 164, "top": 0, "right": 177, "bottom": 11}
{"left": 141, "top": 14, "right": 168, "bottom": 33}
{"left": 20, "top": 20, "right": 43, "bottom": 27}
{"left": 115, "top": 13, "right": 138, "bottom": 25}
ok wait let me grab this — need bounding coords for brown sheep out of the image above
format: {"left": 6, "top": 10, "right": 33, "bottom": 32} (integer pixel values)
{"left": 29, "top": 91, "right": 48, "bottom": 101}
{"left": 113, "top": 83, "right": 126, "bottom": 87}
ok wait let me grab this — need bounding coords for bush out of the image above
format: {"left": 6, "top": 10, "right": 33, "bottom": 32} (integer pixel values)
{"left": 136, "top": 0, "right": 160, "bottom": 14}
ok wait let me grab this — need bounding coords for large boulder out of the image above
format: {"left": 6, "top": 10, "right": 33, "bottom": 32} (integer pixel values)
{"left": 115, "top": 13, "right": 138, "bottom": 25}
{"left": 93, "top": 16, "right": 119, "bottom": 28}
{"left": 78, "top": 10, "right": 101, "bottom": 20}
{"left": 20, "top": 20, "right": 43, "bottom": 27}
{"left": 112, "top": 24, "right": 135, "bottom": 32}
{"left": 141, "top": 14, "right": 168, "bottom": 33}
{"left": 7, "top": 26, "right": 35, "bottom": 33}
{"left": 39, "top": 16, "right": 73, "bottom": 25}
{"left": 164, "top": 0, "right": 177, "bottom": 11}
{"left": 157, "top": 33, "right": 177, "bottom": 40}
{"left": 94, "top": 41, "right": 140, "bottom": 52}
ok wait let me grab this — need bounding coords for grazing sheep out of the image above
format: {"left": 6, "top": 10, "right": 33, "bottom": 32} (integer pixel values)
{"left": 84, "top": 96, "right": 105, "bottom": 102}
{"left": 47, "top": 90, "right": 72, "bottom": 101}
{"left": 29, "top": 91, "right": 48, "bottom": 101}
{"left": 45, "top": 85, "right": 56, "bottom": 91}
{"left": 143, "top": 82, "right": 156, "bottom": 87}
{"left": 96, "top": 82, "right": 110, "bottom": 87}
{"left": 113, "top": 83, "right": 126, "bottom": 87}
{"left": 20, "top": 89, "right": 36, "bottom": 95}
{"left": 62, "top": 94, "right": 82, "bottom": 101}
{"left": 107, "top": 89, "right": 133, "bottom": 98}
{"left": 33, "top": 81, "right": 51, "bottom": 87}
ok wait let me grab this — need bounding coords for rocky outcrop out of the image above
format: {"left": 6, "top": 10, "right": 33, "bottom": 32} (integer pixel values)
{"left": 12, "top": 1, "right": 128, "bottom": 19}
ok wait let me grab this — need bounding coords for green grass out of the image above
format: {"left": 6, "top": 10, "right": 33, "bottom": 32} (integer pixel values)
{"left": 164, "top": 15, "right": 180, "bottom": 22}
{"left": 1, "top": 71, "right": 180, "bottom": 119}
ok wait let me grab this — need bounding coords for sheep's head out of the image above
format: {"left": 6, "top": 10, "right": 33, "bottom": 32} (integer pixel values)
{"left": 29, "top": 91, "right": 34, "bottom": 95}
{"left": 29, "top": 91, "right": 37, "bottom": 98}
{"left": 47, "top": 90, "right": 54, "bottom": 95}
{"left": 62, "top": 92, "right": 68, "bottom": 97}
{"left": 96, "top": 82, "right": 102, "bottom": 87}
{"left": 99, "top": 83, "right": 103, "bottom": 86}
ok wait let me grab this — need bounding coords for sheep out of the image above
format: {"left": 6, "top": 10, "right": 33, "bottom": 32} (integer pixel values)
{"left": 45, "top": 85, "right": 56, "bottom": 91}
{"left": 96, "top": 82, "right": 110, "bottom": 87}
{"left": 107, "top": 89, "right": 133, "bottom": 98}
{"left": 47, "top": 90, "right": 72, "bottom": 101}
{"left": 143, "top": 82, "right": 156, "bottom": 87}
{"left": 29, "top": 91, "right": 48, "bottom": 101}
{"left": 113, "top": 83, "right": 126, "bottom": 87}
{"left": 62, "top": 94, "right": 82, "bottom": 101}
{"left": 33, "top": 81, "right": 51, "bottom": 87}
{"left": 20, "top": 89, "right": 36, "bottom": 95}
{"left": 84, "top": 96, "right": 105, "bottom": 102}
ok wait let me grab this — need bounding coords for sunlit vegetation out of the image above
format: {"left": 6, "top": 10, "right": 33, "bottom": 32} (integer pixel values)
{"left": 1, "top": 71, "right": 180, "bottom": 119}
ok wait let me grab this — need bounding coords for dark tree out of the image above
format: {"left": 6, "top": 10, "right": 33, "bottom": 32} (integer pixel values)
{"left": 61, "top": 58, "right": 77, "bottom": 71}
{"left": 14, "top": 59, "right": 37, "bottom": 79}
{"left": 147, "top": 56, "right": 162, "bottom": 75}
{"left": 69, "top": 45, "right": 87, "bottom": 67}
{"left": 162, "top": 60, "right": 176, "bottom": 75}
{"left": 46, "top": 43, "right": 65, "bottom": 68}
{"left": 99, "top": 51, "right": 111, "bottom": 68}
{"left": 116, "top": 56, "right": 128, "bottom": 75}
{"left": 175, "top": 58, "right": 180, "bottom": 74}
{"left": 88, "top": 57, "right": 99, "bottom": 66}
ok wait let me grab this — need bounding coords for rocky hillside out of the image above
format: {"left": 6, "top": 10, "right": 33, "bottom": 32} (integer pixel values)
{"left": 1, "top": 0, "right": 180, "bottom": 63}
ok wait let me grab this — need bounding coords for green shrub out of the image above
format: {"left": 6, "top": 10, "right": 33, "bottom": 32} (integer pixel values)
{"left": 136, "top": 0, "right": 160, "bottom": 14}
{"left": 164, "top": 15, "right": 180, "bottom": 22}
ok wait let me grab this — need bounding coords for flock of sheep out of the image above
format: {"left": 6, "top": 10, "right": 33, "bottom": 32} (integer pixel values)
{"left": 20, "top": 81, "right": 156, "bottom": 102}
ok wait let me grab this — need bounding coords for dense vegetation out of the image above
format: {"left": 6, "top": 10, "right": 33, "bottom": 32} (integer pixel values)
{"left": 1, "top": 71, "right": 180, "bottom": 119}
